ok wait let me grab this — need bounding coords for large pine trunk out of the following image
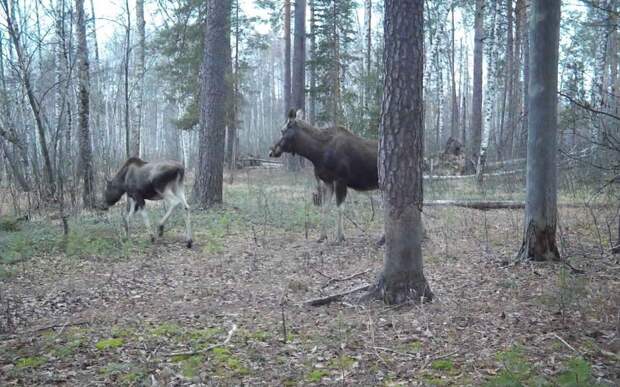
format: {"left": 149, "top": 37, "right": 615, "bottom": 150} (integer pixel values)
{"left": 76, "top": 0, "right": 95, "bottom": 208}
{"left": 369, "top": 0, "right": 432, "bottom": 304}
{"left": 194, "top": 0, "right": 231, "bottom": 207}
{"left": 518, "top": 0, "right": 561, "bottom": 262}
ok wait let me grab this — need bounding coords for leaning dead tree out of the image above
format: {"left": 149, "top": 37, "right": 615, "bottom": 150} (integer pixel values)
{"left": 2, "top": 0, "right": 55, "bottom": 196}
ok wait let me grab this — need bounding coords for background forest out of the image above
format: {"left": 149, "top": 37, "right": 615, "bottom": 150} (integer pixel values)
{"left": 0, "top": 0, "right": 617, "bottom": 206}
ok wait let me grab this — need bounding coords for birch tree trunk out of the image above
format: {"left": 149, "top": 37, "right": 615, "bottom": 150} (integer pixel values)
{"left": 194, "top": 0, "right": 231, "bottom": 207}
{"left": 470, "top": 0, "right": 484, "bottom": 164}
{"left": 76, "top": 0, "right": 95, "bottom": 208}
{"left": 450, "top": 5, "right": 459, "bottom": 140}
{"left": 478, "top": 0, "right": 498, "bottom": 185}
{"left": 518, "top": 0, "right": 561, "bottom": 262}
{"left": 368, "top": 0, "right": 432, "bottom": 304}
{"left": 132, "top": 0, "right": 145, "bottom": 157}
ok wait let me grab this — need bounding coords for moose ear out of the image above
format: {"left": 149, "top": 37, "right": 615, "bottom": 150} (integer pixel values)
{"left": 288, "top": 108, "right": 297, "bottom": 119}
{"left": 295, "top": 109, "right": 305, "bottom": 120}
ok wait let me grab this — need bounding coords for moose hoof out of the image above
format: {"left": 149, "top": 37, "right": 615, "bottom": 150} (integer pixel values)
{"left": 150, "top": 235, "right": 156, "bottom": 243}
{"left": 376, "top": 235, "right": 386, "bottom": 247}
{"left": 317, "top": 235, "right": 327, "bottom": 243}
{"left": 336, "top": 235, "right": 346, "bottom": 244}
{"left": 158, "top": 225, "right": 164, "bottom": 237}
{"left": 186, "top": 239, "right": 193, "bottom": 249}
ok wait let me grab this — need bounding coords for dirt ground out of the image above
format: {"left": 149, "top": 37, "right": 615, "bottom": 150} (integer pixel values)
{"left": 0, "top": 168, "right": 618, "bottom": 386}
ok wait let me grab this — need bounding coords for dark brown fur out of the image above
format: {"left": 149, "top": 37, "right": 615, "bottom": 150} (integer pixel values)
{"left": 269, "top": 110, "right": 378, "bottom": 206}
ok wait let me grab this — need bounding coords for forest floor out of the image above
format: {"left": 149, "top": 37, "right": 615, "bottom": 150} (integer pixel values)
{"left": 0, "top": 167, "right": 619, "bottom": 386}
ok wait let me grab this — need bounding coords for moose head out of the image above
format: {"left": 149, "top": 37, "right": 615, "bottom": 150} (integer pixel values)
{"left": 269, "top": 108, "right": 304, "bottom": 158}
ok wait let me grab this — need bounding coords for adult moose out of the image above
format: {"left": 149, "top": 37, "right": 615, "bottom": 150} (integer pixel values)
{"left": 269, "top": 109, "right": 378, "bottom": 242}
{"left": 103, "top": 157, "right": 193, "bottom": 248}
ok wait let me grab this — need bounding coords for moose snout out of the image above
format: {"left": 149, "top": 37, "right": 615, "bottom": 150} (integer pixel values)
{"left": 269, "top": 145, "right": 281, "bottom": 158}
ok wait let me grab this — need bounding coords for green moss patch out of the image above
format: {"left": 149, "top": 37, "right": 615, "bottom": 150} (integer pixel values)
{"left": 95, "top": 338, "right": 124, "bottom": 351}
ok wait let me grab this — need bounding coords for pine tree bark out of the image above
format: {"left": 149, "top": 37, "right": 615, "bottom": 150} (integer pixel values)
{"left": 470, "top": 0, "right": 484, "bottom": 165}
{"left": 368, "top": 0, "right": 432, "bottom": 304}
{"left": 194, "top": 0, "right": 231, "bottom": 207}
{"left": 76, "top": 0, "right": 95, "bottom": 208}
{"left": 289, "top": 0, "right": 306, "bottom": 171}
{"left": 518, "top": 0, "right": 561, "bottom": 262}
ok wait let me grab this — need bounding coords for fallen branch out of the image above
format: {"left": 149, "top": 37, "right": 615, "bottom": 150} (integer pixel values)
{"left": 166, "top": 324, "right": 238, "bottom": 357}
{"left": 424, "top": 200, "right": 608, "bottom": 211}
{"left": 304, "top": 284, "right": 371, "bottom": 306}
{"left": 552, "top": 333, "right": 578, "bottom": 353}
{"left": 425, "top": 200, "right": 525, "bottom": 210}
{"left": 322, "top": 269, "right": 371, "bottom": 289}
{"left": 373, "top": 346, "right": 418, "bottom": 359}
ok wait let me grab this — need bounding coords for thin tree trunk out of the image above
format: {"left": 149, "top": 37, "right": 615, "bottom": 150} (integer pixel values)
{"left": 521, "top": 2, "right": 530, "bottom": 158}
{"left": 133, "top": 0, "right": 145, "bottom": 157}
{"left": 478, "top": 0, "right": 498, "bottom": 185}
{"left": 470, "top": 0, "right": 484, "bottom": 166}
{"left": 292, "top": 0, "right": 306, "bottom": 112}
{"left": 309, "top": 0, "right": 317, "bottom": 124}
{"left": 450, "top": 5, "right": 459, "bottom": 140}
{"left": 364, "top": 0, "right": 372, "bottom": 121}
{"left": 368, "top": 0, "right": 432, "bottom": 304}
{"left": 284, "top": 0, "right": 291, "bottom": 112}
{"left": 76, "top": 0, "right": 95, "bottom": 208}
{"left": 2, "top": 0, "right": 55, "bottom": 196}
{"left": 227, "top": 0, "right": 240, "bottom": 172}
{"left": 517, "top": 0, "right": 561, "bottom": 262}
{"left": 124, "top": 0, "right": 131, "bottom": 157}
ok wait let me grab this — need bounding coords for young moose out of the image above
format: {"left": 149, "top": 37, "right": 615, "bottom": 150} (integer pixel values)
{"left": 269, "top": 109, "right": 379, "bottom": 242}
{"left": 104, "top": 157, "right": 193, "bottom": 248}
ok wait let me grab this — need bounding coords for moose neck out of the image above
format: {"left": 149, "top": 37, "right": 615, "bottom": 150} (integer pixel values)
{"left": 292, "top": 125, "right": 330, "bottom": 165}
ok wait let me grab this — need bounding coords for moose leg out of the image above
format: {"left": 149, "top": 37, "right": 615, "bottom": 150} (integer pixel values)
{"left": 158, "top": 189, "right": 181, "bottom": 237}
{"left": 335, "top": 182, "right": 348, "bottom": 243}
{"left": 139, "top": 207, "right": 156, "bottom": 243}
{"left": 178, "top": 186, "right": 193, "bottom": 248}
{"left": 318, "top": 182, "right": 333, "bottom": 242}
{"left": 125, "top": 197, "right": 136, "bottom": 237}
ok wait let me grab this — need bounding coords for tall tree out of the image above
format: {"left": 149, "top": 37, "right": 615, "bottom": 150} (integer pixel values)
{"left": 309, "top": 0, "right": 317, "bottom": 124}
{"left": 449, "top": 4, "right": 458, "bottom": 140}
{"left": 124, "top": 0, "right": 131, "bottom": 157}
{"left": 517, "top": 0, "right": 561, "bottom": 262}
{"left": 76, "top": 0, "right": 95, "bottom": 207}
{"left": 133, "top": 0, "right": 145, "bottom": 157}
{"left": 284, "top": 0, "right": 291, "bottom": 112}
{"left": 194, "top": 0, "right": 231, "bottom": 207}
{"left": 292, "top": 0, "right": 306, "bottom": 112}
{"left": 368, "top": 0, "right": 432, "bottom": 304}
{"left": 470, "top": 0, "right": 484, "bottom": 164}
